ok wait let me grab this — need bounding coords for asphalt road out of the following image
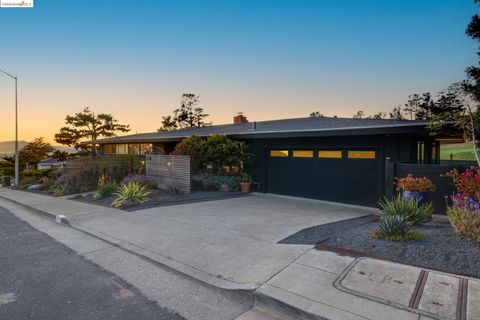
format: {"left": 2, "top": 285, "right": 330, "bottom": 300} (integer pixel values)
{"left": 0, "top": 206, "right": 183, "bottom": 320}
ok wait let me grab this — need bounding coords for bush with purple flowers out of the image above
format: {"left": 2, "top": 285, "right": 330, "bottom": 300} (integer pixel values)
{"left": 120, "top": 174, "right": 158, "bottom": 189}
{"left": 448, "top": 193, "right": 480, "bottom": 242}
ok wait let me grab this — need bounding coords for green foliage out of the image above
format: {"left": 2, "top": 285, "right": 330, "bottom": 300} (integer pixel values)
{"left": 22, "top": 168, "right": 52, "bottom": 179}
{"left": 2, "top": 176, "right": 11, "bottom": 186}
{"left": 60, "top": 155, "right": 141, "bottom": 194}
{"left": 111, "top": 182, "right": 150, "bottom": 208}
{"left": 377, "top": 215, "right": 411, "bottom": 237}
{"left": 173, "top": 135, "right": 206, "bottom": 173}
{"left": 174, "top": 134, "right": 255, "bottom": 175}
{"left": 54, "top": 107, "right": 130, "bottom": 155}
{"left": 20, "top": 177, "right": 39, "bottom": 189}
{"left": 212, "top": 175, "right": 240, "bottom": 192}
{"left": 19, "top": 137, "right": 54, "bottom": 166}
{"left": 38, "top": 177, "right": 55, "bottom": 191}
{"left": 447, "top": 206, "right": 480, "bottom": 242}
{"left": 94, "top": 181, "right": 119, "bottom": 199}
{"left": 379, "top": 195, "right": 433, "bottom": 226}
{"left": 203, "top": 135, "right": 255, "bottom": 174}
{"left": 158, "top": 94, "right": 211, "bottom": 131}
{"left": 371, "top": 229, "right": 424, "bottom": 242}
{"left": 166, "top": 183, "right": 183, "bottom": 195}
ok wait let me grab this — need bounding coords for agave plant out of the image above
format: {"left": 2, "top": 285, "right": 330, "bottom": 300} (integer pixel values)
{"left": 111, "top": 182, "right": 150, "bottom": 208}
{"left": 377, "top": 215, "right": 411, "bottom": 237}
{"left": 379, "top": 195, "right": 432, "bottom": 226}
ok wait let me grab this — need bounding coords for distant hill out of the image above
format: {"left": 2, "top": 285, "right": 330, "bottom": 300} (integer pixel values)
{"left": 0, "top": 140, "right": 76, "bottom": 155}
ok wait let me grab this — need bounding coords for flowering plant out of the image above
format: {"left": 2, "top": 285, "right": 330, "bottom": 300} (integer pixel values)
{"left": 445, "top": 167, "right": 480, "bottom": 199}
{"left": 395, "top": 174, "right": 436, "bottom": 193}
{"left": 120, "top": 174, "right": 158, "bottom": 189}
{"left": 448, "top": 193, "right": 480, "bottom": 241}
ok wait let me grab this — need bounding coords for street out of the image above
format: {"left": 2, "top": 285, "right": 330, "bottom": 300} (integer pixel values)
{"left": 0, "top": 206, "right": 182, "bottom": 320}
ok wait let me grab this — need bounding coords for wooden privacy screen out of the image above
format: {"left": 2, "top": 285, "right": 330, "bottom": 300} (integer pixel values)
{"left": 145, "top": 155, "right": 191, "bottom": 193}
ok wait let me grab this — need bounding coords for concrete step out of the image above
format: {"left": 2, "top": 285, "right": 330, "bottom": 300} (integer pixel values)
{"left": 234, "top": 307, "right": 293, "bottom": 320}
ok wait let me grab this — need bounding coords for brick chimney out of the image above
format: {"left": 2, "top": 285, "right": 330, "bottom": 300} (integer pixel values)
{"left": 233, "top": 113, "right": 248, "bottom": 124}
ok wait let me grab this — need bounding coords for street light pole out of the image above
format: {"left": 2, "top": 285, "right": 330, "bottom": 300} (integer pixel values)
{"left": 0, "top": 68, "right": 19, "bottom": 186}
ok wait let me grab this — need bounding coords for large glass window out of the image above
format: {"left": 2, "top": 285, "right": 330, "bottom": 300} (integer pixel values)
{"left": 293, "top": 150, "right": 313, "bottom": 158}
{"left": 348, "top": 151, "right": 376, "bottom": 159}
{"left": 270, "top": 150, "right": 289, "bottom": 157}
{"left": 318, "top": 150, "right": 342, "bottom": 159}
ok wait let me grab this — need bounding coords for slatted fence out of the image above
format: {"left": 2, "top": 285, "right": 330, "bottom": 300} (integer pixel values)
{"left": 145, "top": 155, "right": 190, "bottom": 193}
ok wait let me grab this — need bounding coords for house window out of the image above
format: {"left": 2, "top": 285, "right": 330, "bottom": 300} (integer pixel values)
{"left": 293, "top": 150, "right": 313, "bottom": 158}
{"left": 318, "top": 150, "right": 342, "bottom": 159}
{"left": 115, "top": 144, "right": 128, "bottom": 154}
{"left": 270, "top": 150, "right": 289, "bottom": 157}
{"left": 104, "top": 144, "right": 115, "bottom": 154}
{"left": 348, "top": 151, "right": 376, "bottom": 159}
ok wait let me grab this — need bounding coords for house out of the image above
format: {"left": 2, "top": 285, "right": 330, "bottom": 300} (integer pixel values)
{"left": 37, "top": 158, "right": 65, "bottom": 170}
{"left": 93, "top": 114, "right": 461, "bottom": 207}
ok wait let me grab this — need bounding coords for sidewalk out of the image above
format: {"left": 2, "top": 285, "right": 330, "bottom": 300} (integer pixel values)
{"left": 0, "top": 188, "right": 476, "bottom": 320}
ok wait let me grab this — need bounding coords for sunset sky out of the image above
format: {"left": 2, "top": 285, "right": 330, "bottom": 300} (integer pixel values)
{"left": 0, "top": 0, "right": 477, "bottom": 143}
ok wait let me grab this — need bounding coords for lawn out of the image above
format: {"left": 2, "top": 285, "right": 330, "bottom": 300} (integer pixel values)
{"left": 440, "top": 142, "right": 477, "bottom": 161}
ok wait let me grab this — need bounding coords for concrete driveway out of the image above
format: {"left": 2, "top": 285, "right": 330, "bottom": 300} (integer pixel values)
{"left": 64, "top": 193, "right": 373, "bottom": 288}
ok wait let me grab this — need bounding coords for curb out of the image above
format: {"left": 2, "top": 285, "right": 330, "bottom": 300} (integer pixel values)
{"left": 0, "top": 193, "right": 326, "bottom": 320}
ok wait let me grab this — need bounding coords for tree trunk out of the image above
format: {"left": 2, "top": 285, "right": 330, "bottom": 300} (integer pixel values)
{"left": 468, "top": 106, "right": 480, "bottom": 167}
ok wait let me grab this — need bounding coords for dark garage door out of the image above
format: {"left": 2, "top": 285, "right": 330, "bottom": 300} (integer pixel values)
{"left": 266, "top": 149, "right": 380, "bottom": 206}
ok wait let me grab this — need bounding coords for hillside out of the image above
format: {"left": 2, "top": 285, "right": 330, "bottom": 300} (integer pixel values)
{"left": 0, "top": 141, "right": 75, "bottom": 155}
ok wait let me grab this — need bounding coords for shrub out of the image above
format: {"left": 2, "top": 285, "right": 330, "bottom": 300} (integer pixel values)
{"left": 212, "top": 175, "right": 240, "bottom": 192}
{"left": 2, "top": 176, "right": 11, "bottom": 186}
{"left": 448, "top": 195, "right": 480, "bottom": 241}
{"left": 38, "top": 177, "right": 55, "bottom": 191}
{"left": 166, "top": 183, "right": 183, "bottom": 195}
{"left": 191, "top": 173, "right": 214, "bottom": 190}
{"left": 52, "top": 174, "right": 80, "bottom": 195}
{"left": 377, "top": 215, "right": 411, "bottom": 237}
{"left": 379, "top": 195, "right": 433, "bottom": 226}
{"left": 120, "top": 174, "right": 157, "bottom": 189}
{"left": 395, "top": 174, "right": 436, "bottom": 192}
{"left": 22, "top": 168, "right": 52, "bottom": 179}
{"left": 20, "top": 177, "right": 39, "bottom": 189}
{"left": 94, "top": 181, "right": 119, "bottom": 199}
{"left": 445, "top": 167, "right": 480, "bottom": 198}
{"left": 111, "top": 182, "right": 150, "bottom": 208}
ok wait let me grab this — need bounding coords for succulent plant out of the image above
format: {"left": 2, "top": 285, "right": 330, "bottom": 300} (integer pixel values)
{"left": 379, "top": 195, "right": 432, "bottom": 226}
{"left": 377, "top": 214, "right": 411, "bottom": 237}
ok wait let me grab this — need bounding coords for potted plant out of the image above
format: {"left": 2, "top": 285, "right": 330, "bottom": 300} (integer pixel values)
{"left": 396, "top": 174, "right": 436, "bottom": 204}
{"left": 239, "top": 173, "right": 251, "bottom": 193}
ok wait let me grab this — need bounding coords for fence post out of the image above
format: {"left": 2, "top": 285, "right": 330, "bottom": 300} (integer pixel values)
{"left": 384, "top": 157, "right": 394, "bottom": 199}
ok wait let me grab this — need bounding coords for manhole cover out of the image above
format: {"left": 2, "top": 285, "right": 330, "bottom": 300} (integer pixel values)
{"left": 334, "top": 257, "right": 478, "bottom": 320}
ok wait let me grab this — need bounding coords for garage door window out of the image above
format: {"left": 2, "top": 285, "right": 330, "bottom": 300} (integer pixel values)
{"left": 348, "top": 151, "right": 376, "bottom": 159}
{"left": 293, "top": 150, "right": 313, "bottom": 158}
{"left": 270, "top": 150, "right": 289, "bottom": 157}
{"left": 318, "top": 150, "right": 342, "bottom": 158}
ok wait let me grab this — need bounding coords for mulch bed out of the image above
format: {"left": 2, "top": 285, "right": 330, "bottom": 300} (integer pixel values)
{"left": 72, "top": 189, "right": 247, "bottom": 211}
{"left": 279, "top": 215, "right": 480, "bottom": 278}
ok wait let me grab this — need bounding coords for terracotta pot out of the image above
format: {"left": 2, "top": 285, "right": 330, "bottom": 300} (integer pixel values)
{"left": 240, "top": 182, "right": 251, "bottom": 193}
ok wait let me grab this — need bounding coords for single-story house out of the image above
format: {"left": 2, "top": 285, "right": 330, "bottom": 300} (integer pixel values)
{"left": 37, "top": 158, "right": 65, "bottom": 170}
{"left": 93, "top": 114, "right": 461, "bottom": 207}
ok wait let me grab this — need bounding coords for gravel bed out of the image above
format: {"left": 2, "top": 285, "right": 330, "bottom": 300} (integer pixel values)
{"left": 279, "top": 215, "right": 480, "bottom": 278}
{"left": 72, "top": 189, "right": 247, "bottom": 211}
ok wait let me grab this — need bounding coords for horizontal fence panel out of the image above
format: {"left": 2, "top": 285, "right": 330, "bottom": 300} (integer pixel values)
{"left": 145, "top": 155, "right": 190, "bottom": 193}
